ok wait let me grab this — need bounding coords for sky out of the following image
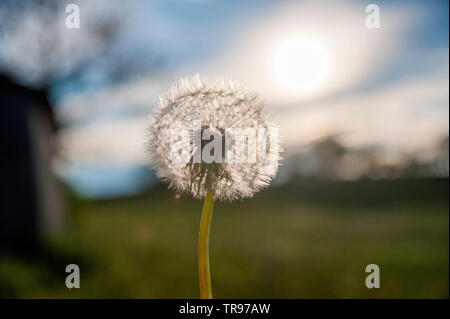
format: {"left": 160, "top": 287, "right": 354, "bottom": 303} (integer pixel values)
{"left": 2, "top": 0, "right": 447, "bottom": 198}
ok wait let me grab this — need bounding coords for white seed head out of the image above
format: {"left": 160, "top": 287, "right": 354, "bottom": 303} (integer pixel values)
{"left": 147, "top": 75, "right": 281, "bottom": 201}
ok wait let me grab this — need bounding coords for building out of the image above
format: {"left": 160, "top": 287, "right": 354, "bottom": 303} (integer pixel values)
{"left": 0, "top": 74, "right": 65, "bottom": 253}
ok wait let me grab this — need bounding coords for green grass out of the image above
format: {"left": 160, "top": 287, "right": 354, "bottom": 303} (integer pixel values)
{"left": 0, "top": 179, "right": 448, "bottom": 298}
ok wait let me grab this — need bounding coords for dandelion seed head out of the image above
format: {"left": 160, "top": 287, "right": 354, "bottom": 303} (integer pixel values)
{"left": 147, "top": 75, "right": 281, "bottom": 201}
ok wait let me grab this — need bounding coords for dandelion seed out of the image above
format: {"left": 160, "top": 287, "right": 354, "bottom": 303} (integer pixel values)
{"left": 147, "top": 75, "right": 280, "bottom": 201}
{"left": 146, "top": 75, "right": 281, "bottom": 298}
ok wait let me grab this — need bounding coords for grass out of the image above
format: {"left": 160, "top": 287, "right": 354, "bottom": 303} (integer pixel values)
{"left": 0, "top": 178, "right": 448, "bottom": 298}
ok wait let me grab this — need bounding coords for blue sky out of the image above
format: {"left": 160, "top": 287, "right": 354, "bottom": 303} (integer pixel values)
{"left": 126, "top": 0, "right": 448, "bottom": 76}
{"left": 19, "top": 0, "right": 447, "bottom": 198}
{"left": 51, "top": 0, "right": 449, "bottom": 102}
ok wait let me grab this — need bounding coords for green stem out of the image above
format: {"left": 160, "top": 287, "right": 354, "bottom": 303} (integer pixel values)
{"left": 198, "top": 187, "right": 215, "bottom": 299}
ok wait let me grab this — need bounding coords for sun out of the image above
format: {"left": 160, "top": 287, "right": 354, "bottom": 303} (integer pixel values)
{"left": 274, "top": 36, "right": 330, "bottom": 94}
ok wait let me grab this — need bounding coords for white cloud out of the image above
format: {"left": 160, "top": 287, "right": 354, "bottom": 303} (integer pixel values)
{"left": 276, "top": 72, "right": 449, "bottom": 152}
{"left": 58, "top": 116, "right": 149, "bottom": 165}
{"left": 54, "top": 0, "right": 448, "bottom": 167}
{"left": 193, "top": 0, "right": 418, "bottom": 104}
{"left": 57, "top": 74, "right": 172, "bottom": 124}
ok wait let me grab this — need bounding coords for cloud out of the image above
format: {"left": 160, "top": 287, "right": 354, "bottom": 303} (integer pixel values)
{"left": 57, "top": 74, "right": 171, "bottom": 124}
{"left": 54, "top": 0, "right": 448, "bottom": 168}
{"left": 193, "top": 0, "right": 419, "bottom": 104}
{"left": 58, "top": 116, "right": 149, "bottom": 165}
{"left": 58, "top": 70, "right": 448, "bottom": 166}
{"left": 275, "top": 71, "right": 449, "bottom": 153}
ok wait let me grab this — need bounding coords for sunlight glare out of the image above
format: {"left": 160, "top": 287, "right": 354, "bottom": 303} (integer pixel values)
{"left": 274, "top": 36, "right": 330, "bottom": 94}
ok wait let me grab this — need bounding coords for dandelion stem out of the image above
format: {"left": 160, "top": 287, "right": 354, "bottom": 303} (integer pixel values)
{"left": 198, "top": 187, "right": 215, "bottom": 299}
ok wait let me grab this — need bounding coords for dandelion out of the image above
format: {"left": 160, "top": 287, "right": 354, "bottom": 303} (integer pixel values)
{"left": 147, "top": 75, "right": 280, "bottom": 298}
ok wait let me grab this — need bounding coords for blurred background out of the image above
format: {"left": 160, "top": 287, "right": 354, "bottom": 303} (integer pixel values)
{"left": 0, "top": 0, "right": 448, "bottom": 298}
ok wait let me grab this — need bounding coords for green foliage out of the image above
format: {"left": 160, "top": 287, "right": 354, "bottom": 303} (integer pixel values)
{"left": 0, "top": 179, "right": 448, "bottom": 298}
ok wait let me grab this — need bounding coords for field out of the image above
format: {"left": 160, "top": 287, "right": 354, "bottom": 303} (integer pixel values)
{"left": 0, "top": 178, "right": 448, "bottom": 298}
